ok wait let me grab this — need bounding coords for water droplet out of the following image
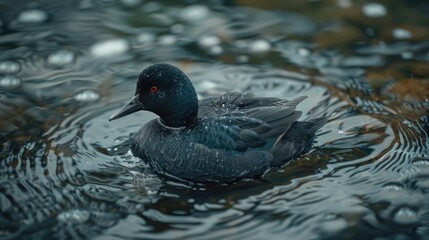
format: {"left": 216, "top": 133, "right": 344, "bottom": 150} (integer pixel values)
{"left": 198, "top": 35, "right": 221, "bottom": 48}
{"left": 181, "top": 5, "right": 210, "bottom": 21}
{"left": 249, "top": 40, "right": 270, "bottom": 53}
{"left": 137, "top": 32, "right": 155, "bottom": 44}
{"left": 362, "top": 3, "right": 387, "bottom": 18}
{"left": 74, "top": 90, "right": 100, "bottom": 102}
{"left": 383, "top": 182, "right": 404, "bottom": 191}
{"left": 393, "top": 207, "right": 418, "bottom": 225}
{"left": 0, "top": 61, "right": 21, "bottom": 74}
{"left": 158, "top": 35, "right": 176, "bottom": 45}
{"left": 57, "top": 209, "right": 90, "bottom": 223}
{"left": 18, "top": 9, "right": 48, "bottom": 23}
{"left": 47, "top": 50, "right": 75, "bottom": 67}
{"left": 392, "top": 28, "right": 412, "bottom": 39}
{"left": 338, "top": 130, "right": 344, "bottom": 135}
{"left": 90, "top": 39, "right": 129, "bottom": 57}
{"left": 0, "top": 76, "right": 22, "bottom": 89}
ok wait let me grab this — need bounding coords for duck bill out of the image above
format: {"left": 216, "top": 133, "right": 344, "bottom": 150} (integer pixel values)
{"left": 109, "top": 94, "right": 143, "bottom": 121}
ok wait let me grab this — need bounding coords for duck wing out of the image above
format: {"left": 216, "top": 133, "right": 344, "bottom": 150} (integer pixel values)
{"left": 195, "top": 93, "right": 307, "bottom": 152}
{"left": 199, "top": 92, "right": 306, "bottom": 117}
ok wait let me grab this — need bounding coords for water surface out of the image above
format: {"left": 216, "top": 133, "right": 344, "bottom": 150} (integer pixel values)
{"left": 1, "top": 0, "right": 429, "bottom": 239}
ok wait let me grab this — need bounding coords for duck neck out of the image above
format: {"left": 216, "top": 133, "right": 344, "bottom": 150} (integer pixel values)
{"left": 159, "top": 88, "right": 199, "bottom": 129}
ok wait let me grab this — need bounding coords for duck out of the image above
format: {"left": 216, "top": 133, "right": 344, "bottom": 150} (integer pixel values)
{"left": 109, "top": 63, "right": 326, "bottom": 183}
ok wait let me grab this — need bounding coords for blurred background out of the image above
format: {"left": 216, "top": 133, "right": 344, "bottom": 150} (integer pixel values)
{"left": 1, "top": 0, "right": 429, "bottom": 239}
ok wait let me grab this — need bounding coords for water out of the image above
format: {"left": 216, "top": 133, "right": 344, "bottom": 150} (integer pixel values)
{"left": 1, "top": 0, "right": 429, "bottom": 239}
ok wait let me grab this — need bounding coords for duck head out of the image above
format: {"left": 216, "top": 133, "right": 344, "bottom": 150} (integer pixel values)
{"left": 109, "top": 63, "right": 199, "bottom": 128}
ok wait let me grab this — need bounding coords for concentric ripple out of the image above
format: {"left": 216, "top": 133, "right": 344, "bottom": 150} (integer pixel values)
{"left": 1, "top": 0, "right": 429, "bottom": 240}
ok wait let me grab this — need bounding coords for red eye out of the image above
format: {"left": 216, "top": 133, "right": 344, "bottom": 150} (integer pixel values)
{"left": 150, "top": 86, "right": 158, "bottom": 93}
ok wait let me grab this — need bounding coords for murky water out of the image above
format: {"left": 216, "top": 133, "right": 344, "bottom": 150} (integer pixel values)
{"left": 1, "top": 0, "right": 429, "bottom": 239}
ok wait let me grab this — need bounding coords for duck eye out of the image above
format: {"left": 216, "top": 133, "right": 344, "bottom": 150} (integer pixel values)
{"left": 150, "top": 86, "right": 158, "bottom": 93}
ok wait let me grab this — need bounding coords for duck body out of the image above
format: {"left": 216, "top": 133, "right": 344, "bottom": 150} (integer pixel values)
{"left": 110, "top": 63, "right": 326, "bottom": 183}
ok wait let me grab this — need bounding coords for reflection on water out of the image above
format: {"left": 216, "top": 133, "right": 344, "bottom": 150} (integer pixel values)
{"left": 1, "top": 0, "right": 429, "bottom": 239}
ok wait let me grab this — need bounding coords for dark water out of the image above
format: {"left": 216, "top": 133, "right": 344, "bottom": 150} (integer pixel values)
{"left": 1, "top": 0, "right": 429, "bottom": 239}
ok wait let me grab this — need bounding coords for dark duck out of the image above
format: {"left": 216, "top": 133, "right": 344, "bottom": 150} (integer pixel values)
{"left": 109, "top": 63, "right": 326, "bottom": 183}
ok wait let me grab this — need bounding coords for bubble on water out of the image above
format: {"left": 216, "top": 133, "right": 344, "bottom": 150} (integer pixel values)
{"left": 198, "top": 35, "right": 221, "bottom": 48}
{"left": 181, "top": 5, "right": 210, "bottom": 21}
{"left": 362, "top": 3, "right": 387, "bottom": 18}
{"left": 209, "top": 45, "right": 223, "bottom": 55}
{"left": 318, "top": 218, "right": 348, "bottom": 235}
{"left": 0, "top": 76, "right": 22, "bottom": 89}
{"left": 401, "top": 52, "right": 413, "bottom": 59}
{"left": 18, "top": 9, "right": 48, "bottom": 23}
{"left": 0, "top": 60, "right": 21, "bottom": 74}
{"left": 412, "top": 157, "right": 429, "bottom": 167}
{"left": 392, "top": 28, "right": 412, "bottom": 39}
{"left": 143, "top": 2, "right": 162, "bottom": 12}
{"left": 120, "top": 0, "right": 141, "bottom": 7}
{"left": 237, "top": 55, "right": 249, "bottom": 63}
{"left": 297, "top": 47, "right": 311, "bottom": 57}
{"left": 114, "top": 136, "right": 129, "bottom": 144}
{"left": 47, "top": 50, "right": 75, "bottom": 67}
{"left": 393, "top": 207, "right": 418, "bottom": 225}
{"left": 90, "top": 39, "right": 129, "bottom": 57}
{"left": 74, "top": 90, "right": 100, "bottom": 102}
{"left": 137, "top": 32, "right": 156, "bottom": 44}
{"left": 383, "top": 182, "right": 404, "bottom": 191}
{"left": 171, "top": 24, "right": 184, "bottom": 33}
{"left": 337, "top": 0, "right": 352, "bottom": 8}
{"left": 79, "top": 0, "right": 93, "bottom": 9}
{"left": 199, "top": 80, "right": 218, "bottom": 92}
{"left": 158, "top": 35, "right": 176, "bottom": 45}
{"left": 57, "top": 209, "right": 90, "bottom": 223}
{"left": 249, "top": 40, "right": 270, "bottom": 53}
